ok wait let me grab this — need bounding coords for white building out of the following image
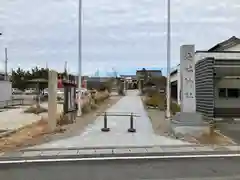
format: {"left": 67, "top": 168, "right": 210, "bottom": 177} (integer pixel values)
{"left": 171, "top": 36, "right": 240, "bottom": 119}
{"left": 0, "top": 71, "right": 12, "bottom": 108}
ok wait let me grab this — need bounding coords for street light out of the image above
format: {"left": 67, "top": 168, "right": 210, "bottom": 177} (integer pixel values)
{"left": 77, "top": 0, "right": 82, "bottom": 116}
{"left": 166, "top": 0, "right": 171, "bottom": 119}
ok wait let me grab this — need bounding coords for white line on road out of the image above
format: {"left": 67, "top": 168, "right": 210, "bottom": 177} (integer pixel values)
{"left": 1, "top": 153, "right": 240, "bottom": 164}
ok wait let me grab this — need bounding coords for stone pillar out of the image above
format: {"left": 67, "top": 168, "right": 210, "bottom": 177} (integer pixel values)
{"left": 180, "top": 45, "right": 196, "bottom": 112}
{"left": 48, "top": 70, "right": 58, "bottom": 131}
{"left": 177, "top": 67, "right": 181, "bottom": 105}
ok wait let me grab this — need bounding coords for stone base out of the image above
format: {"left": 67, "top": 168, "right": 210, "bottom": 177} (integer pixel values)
{"left": 128, "top": 128, "right": 136, "bottom": 133}
{"left": 171, "top": 112, "right": 210, "bottom": 138}
{"left": 101, "top": 127, "right": 110, "bottom": 132}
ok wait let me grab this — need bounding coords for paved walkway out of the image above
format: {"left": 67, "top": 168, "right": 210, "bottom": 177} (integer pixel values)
{"left": 31, "top": 90, "right": 190, "bottom": 149}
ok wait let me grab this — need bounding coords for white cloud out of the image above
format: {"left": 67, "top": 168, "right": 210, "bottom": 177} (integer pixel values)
{"left": 0, "top": 0, "right": 240, "bottom": 75}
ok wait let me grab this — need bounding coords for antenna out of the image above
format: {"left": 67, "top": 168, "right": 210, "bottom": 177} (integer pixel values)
{"left": 4, "top": 48, "right": 8, "bottom": 80}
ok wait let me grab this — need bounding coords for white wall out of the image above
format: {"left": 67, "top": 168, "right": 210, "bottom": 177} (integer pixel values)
{"left": 223, "top": 44, "right": 240, "bottom": 51}
{"left": 195, "top": 52, "right": 240, "bottom": 63}
{"left": 0, "top": 81, "right": 12, "bottom": 108}
{"left": 215, "top": 78, "right": 240, "bottom": 108}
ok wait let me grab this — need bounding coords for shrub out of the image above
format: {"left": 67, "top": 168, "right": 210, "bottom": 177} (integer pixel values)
{"left": 170, "top": 101, "right": 181, "bottom": 115}
{"left": 144, "top": 92, "right": 165, "bottom": 110}
{"left": 94, "top": 90, "right": 109, "bottom": 104}
{"left": 24, "top": 105, "right": 48, "bottom": 114}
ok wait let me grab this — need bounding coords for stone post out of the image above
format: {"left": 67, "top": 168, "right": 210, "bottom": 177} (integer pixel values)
{"left": 180, "top": 45, "right": 196, "bottom": 112}
{"left": 48, "top": 70, "right": 58, "bottom": 131}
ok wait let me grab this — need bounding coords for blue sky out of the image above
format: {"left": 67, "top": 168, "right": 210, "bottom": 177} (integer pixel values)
{"left": 0, "top": 0, "right": 240, "bottom": 75}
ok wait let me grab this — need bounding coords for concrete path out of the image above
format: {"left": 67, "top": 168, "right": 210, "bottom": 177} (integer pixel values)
{"left": 31, "top": 90, "right": 190, "bottom": 149}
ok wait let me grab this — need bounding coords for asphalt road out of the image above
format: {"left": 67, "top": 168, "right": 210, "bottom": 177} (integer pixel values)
{"left": 0, "top": 157, "right": 240, "bottom": 180}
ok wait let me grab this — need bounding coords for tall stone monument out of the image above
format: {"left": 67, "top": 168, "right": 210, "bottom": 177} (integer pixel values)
{"left": 180, "top": 45, "right": 196, "bottom": 112}
{"left": 48, "top": 70, "right": 58, "bottom": 131}
{"left": 171, "top": 45, "right": 209, "bottom": 138}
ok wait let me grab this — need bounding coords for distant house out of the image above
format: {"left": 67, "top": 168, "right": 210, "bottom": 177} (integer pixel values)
{"left": 136, "top": 69, "right": 162, "bottom": 79}
{"left": 120, "top": 75, "right": 137, "bottom": 80}
{"left": 81, "top": 76, "right": 112, "bottom": 90}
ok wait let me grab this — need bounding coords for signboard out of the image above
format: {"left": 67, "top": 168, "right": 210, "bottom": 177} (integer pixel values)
{"left": 180, "top": 45, "right": 196, "bottom": 112}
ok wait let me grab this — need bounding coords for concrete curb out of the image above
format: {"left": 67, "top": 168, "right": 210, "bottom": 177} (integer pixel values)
{"left": 0, "top": 149, "right": 239, "bottom": 162}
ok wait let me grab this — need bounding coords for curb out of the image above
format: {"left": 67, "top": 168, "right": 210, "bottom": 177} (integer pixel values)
{"left": 0, "top": 150, "right": 239, "bottom": 162}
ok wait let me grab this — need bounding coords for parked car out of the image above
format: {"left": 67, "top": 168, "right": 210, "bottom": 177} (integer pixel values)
{"left": 12, "top": 88, "right": 23, "bottom": 94}
{"left": 25, "top": 89, "right": 37, "bottom": 95}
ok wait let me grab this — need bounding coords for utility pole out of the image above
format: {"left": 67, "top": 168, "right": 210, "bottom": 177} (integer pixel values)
{"left": 4, "top": 48, "right": 8, "bottom": 81}
{"left": 77, "top": 0, "right": 82, "bottom": 116}
{"left": 166, "top": 0, "right": 171, "bottom": 119}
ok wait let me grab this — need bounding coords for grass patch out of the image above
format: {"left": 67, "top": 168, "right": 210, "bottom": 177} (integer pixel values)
{"left": 143, "top": 92, "right": 181, "bottom": 114}
{"left": 171, "top": 102, "right": 181, "bottom": 115}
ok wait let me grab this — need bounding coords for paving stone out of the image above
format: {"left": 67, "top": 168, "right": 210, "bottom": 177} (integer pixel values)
{"left": 213, "top": 146, "right": 232, "bottom": 151}
{"left": 40, "top": 151, "right": 60, "bottom": 156}
{"left": 2, "top": 151, "right": 23, "bottom": 158}
{"left": 58, "top": 150, "right": 78, "bottom": 156}
{"left": 94, "top": 149, "right": 113, "bottom": 155}
{"left": 146, "top": 146, "right": 163, "bottom": 153}
{"left": 113, "top": 148, "right": 132, "bottom": 154}
{"left": 22, "top": 151, "right": 42, "bottom": 157}
{"left": 193, "top": 146, "right": 214, "bottom": 151}
{"left": 226, "top": 145, "right": 240, "bottom": 151}
{"left": 161, "top": 146, "right": 196, "bottom": 152}
{"left": 77, "top": 149, "right": 96, "bottom": 155}
{"left": 128, "top": 148, "right": 148, "bottom": 153}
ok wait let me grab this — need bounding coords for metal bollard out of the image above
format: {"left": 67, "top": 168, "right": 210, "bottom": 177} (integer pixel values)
{"left": 128, "top": 113, "right": 136, "bottom": 133}
{"left": 101, "top": 112, "right": 110, "bottom": 132}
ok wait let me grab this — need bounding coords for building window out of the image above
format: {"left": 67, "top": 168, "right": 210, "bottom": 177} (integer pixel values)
{"left": 218, "top": 88, "right": 240, "bottom": 98}
{"left": 227, "top": 88, "right": 239, "bottom": 98}
{"left": 218, "top": 88, "right": 226, "bottom": 98}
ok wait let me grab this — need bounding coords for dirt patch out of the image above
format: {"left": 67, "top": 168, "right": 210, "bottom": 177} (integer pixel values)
{"left": 0, "top": 95, "right": 121, "bottom": 152}
{"left": 195, "top": 131, "right": 235, "bottom": 145}
{"left": 0, "top": 120, "right": 65, "bottom": 152}
{"left": 141, "top": 96, "right": 170, "bottom": 136}
{"left": 146, "top": 108, "right": 170, "bottom": 136}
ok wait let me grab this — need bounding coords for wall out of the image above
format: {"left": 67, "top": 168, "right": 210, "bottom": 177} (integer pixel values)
{"left": 215, "top": 78, "right": 240, "bottom": 108}
{"left": 0, "top": 81, "right": 12, "bottom": 108}
{"left": 223, "top": 44, "right": 240, "bottom": 51}
{"left": 170, "top": 65, "right": 181, "bottom": 104}
{"left": 195, "top": 58, "right": 215, "bottom": 120}
{"left": 195, "top": 52, "right": 240, "bottom": 63}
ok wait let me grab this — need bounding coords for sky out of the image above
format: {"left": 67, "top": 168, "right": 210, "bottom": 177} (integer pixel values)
{"left": 0, "top": 0, "right": 240, "bottom": 76}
